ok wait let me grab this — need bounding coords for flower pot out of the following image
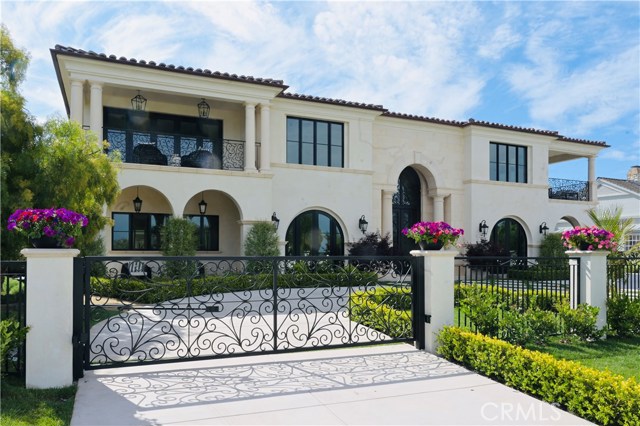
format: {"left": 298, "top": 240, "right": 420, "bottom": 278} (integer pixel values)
{"left": 578, "top": 242, "right": 592, "bottom": 251}
{"left": 30, "top": 236, "right": 62, "bottom": 248}
{"left": 418, "top": 241, "right": 444, "bottom": 251}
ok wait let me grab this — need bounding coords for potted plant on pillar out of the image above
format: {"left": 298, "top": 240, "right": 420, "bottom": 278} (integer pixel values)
{"left": 402, "top": 221, "right": 464, "bottom": 250}
{"left": 6, "top": 208, "right": 88, "bottom": 248}
{"left": 561, "top": 226, "right": 617, "bottom": 251}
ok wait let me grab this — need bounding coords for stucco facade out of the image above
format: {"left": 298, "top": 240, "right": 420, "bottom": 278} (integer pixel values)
{"left": 51, "top": 45, "right": 607, "bottom": 257}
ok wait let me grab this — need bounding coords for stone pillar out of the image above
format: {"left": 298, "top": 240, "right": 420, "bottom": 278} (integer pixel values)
{"left": 21, "top": 248, "right": 80, "bottom": 388}
{"left": 588, "top": 156, "right": 597, "bottom": 203}
{"left": 566, "top": 250, "right": 608, "bottom": 330}
{"left": 381, "top": 190, "right": 394, "bottom": 238}
{"left": 244, "top": 103, "right": 257, "bottom": 172}
{"left": 70, "top": 79, "right": 84, "bottom": 124}
{"left": 433, "top": 196, "right": 445, "bottom": 222}
{"left": 89, "top": 81, "right": 103, "bottom": 144}
{"left": 278, "top": 240, "right": 287, "bottom": 256}
{"left": 259, "top": 103, "right": 270, "bottom": 172}
{"left": 411, "top": 249, "right": 457, "bottom": 353}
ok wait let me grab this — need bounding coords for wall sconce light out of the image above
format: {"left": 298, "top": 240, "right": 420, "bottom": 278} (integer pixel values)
{"left": 539, "top": 222, "right": 549, "bottom": 236}
{"left": 479, "top": 220, "right": 489, "bottom": 238}
{"left": 197, "top": 98, "right": 210, "bottom": 118}
{"left": 133, "top": 187, "right": 143, "bottom": 213}
{"left": 271, "top": 212, "right": 280, "bottom": 230}
{"left": 359, "top": 215, "right": 368, "bottom": 234}
{"left": 131, "top": 90, "right": 147, "bottom": 111}
{"left": 198, "top": 192, "right": 208, "bottom": 215}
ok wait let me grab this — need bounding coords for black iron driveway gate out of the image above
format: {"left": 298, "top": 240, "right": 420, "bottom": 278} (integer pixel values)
{"left": 73, "top": 256, "right": 423, "bottom": 378}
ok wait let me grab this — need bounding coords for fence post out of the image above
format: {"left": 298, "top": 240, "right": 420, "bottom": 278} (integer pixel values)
{"left": 411, "top": 249, "right": 457, "bottom": 353}
{"left": 566, "top": 250, "right": 608, "bottom": 331}
{"left": 21, "top": 248, "right": 80, "bottom": 388}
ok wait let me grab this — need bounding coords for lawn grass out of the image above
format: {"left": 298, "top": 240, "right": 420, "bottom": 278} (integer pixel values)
{"left": 527, "top": 336, "right": 640, "bottom": 381}
{"left": 0, "top": 375, "right": 76, "bottom": 426}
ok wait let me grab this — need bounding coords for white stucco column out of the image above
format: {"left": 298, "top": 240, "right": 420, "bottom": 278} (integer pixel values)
{"left": 433, "top": 196, "right": 445, "bottom": 222}
{"left": 382, "top": 190, "right": 394, "bottom": 238}
{"left": 244, "top": 103, "right": 257, "bottom": 172}
{"left": 567, "top": 250, "right": 608, "bottom": 331}
{"left": 69, "top": 79, "right": 84, "bottom": 124}
{"left": 21, "top": 248, "right": 80, "bottom": 388}
{"left": 259, "top": 103, "right": 270, "bottom": 172}
{"left": 411, "top": 249, "right": 457, "bottom": 353}
{"left": 89, "top": 81, "right": 103, "bottom": 144}
{"left": 588, "top": 156, "right": 597, "bottom": 203}
{"left": 278, "top": 240, "right": 287, "bottom": 256}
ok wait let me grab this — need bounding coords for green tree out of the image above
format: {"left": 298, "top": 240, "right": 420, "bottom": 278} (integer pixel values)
{"left": 160, "top": 217, "right": 198, "bottom": 277}
{"left": 587, "top": 206, "right": 635, "bottom": 252}
{"left": 1, "top": 27, "right": 120, "bottom": 259}
{"left": 244, "top": 222, "right": 279, "bottom": 256}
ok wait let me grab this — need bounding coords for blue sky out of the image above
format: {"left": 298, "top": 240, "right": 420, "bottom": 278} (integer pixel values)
{"left": 2, "top": 1, "right": 639, "bottom": 180}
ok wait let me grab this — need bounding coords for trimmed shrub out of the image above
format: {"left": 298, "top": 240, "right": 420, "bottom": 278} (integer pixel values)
{"left": 0, "top": 319, "right": 29, "bottom": 373}
{"left": 607, "top": 294, "right": 640, "bottom": 337}
{"left": 459, "top": 285, "right": 504, "bottom": 336}
{"left": 244, "top": 221, "right": 280, "bottom": 273}
{"left": 348, "top": 232, "right": 393, "bottom": 257}
{"left": 350, "top": 287, "right": 412, "bottom": 338}
{"left": 160, "top": 218, "right": 199, "bottom": 278}
{"left": 437, "top": 327, "right": 640, "bottom": 426}
{"left": 556, "top": 301, "right": 604, "bottom": 341}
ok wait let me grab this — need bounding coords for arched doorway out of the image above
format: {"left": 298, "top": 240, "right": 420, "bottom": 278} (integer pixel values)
{"left": 393, "top": 167, "right": 421, "bottom": 255}
{"left": 286, "top": 210, "right": 344, "bottom": 256}
{"left": 490, "top": 218, "right": 527, "bottom": 257}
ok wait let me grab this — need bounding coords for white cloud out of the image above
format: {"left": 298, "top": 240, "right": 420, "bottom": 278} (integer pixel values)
{"left": 478, "top": 24, "right": 521, "bottom": 60}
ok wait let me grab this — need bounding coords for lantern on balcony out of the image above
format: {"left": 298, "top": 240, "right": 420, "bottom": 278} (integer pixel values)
{"left": 197, "top": 98, "right": 210, "bottom": 118}
{"left": 131, "top": 90, "right": 147, "bottom": 111}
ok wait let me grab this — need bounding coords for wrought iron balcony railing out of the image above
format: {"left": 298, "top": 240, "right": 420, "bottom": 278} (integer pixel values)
{"left": 105, "top": 128, "right": 256, "bottom": 171}
{"left": 548, "top": 178, "right": 590, "bottom": 201}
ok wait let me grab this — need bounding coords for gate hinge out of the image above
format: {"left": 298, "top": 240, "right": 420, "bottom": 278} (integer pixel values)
{"left": 424, "top": 314, "right": 431, "bottom": 324}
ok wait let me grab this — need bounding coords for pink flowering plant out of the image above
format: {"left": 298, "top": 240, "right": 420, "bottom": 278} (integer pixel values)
{"left": 7, "top": 208, "right": 88, "bottom": 247}
{"left": 402, "top": 221, "right": 464, "bottom": 248}
{"left": 561, "top": 226, "right": 617, "bottom": 251}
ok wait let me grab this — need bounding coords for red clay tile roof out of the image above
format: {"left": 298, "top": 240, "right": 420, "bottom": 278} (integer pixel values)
{"left": 277, "top": 92, "right": 386, "bottom": 111}
{"left": 51, "top": 45, "right": 609, "bottom": 147}
{"left": 51, "top": 45, "right": 288, "bottom": 88}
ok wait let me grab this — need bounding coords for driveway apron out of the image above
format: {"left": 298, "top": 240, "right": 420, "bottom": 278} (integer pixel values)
{"left": 71, "top": 345, "right": 592, "bottom": 425}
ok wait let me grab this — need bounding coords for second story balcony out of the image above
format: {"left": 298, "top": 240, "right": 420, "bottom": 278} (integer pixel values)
{"left": 548, "top": 178, "right": 590, "bottom": 201}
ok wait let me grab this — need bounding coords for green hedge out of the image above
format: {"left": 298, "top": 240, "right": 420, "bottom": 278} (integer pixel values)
{"left": 455, "top": 283, "right": 568, "bottom": 311}
{"left": 506, "top": 267, "right": 569, "bottom": 281}
{"left": 437, "top": 327, "right": 640, "bottom": 425}
{"left": 350, "top": 287, "right": 412, "bottom": 338}
{"left": 91, "top": 270, "right": 378, "bottom": 305}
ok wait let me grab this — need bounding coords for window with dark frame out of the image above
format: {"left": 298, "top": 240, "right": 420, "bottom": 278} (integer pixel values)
{"left": 286, "top": 117, "right": 344, "bottom": 167}
{"left": 112, "top": 213, "right": 169, "bottom": 251}
{"left": 490, "top": 142, "right": 527, "bottom": 183}
{"left": 186, "top": 215, "right": 220, "bottom": 251}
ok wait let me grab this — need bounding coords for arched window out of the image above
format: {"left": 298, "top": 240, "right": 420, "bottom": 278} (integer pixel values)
{"left": 286, "top": 210, "right": 344, "bottom": 256}
{"left": 490, "top": 218, "right": 527, "bottom": 257}
{"left": 393, "top": 167, "right": 421, "bottom": 255}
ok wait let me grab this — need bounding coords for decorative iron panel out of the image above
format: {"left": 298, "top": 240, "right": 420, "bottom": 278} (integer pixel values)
{"left": 81, "top": 256, "right": 416, "bottom": 369}
{"left": 223, "top": 140, "right": 245, "bottom": 170}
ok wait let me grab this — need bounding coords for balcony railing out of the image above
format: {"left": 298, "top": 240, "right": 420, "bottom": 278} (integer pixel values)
{"left": 105, "top": 128, "right": 256, "bottom": 171}
{"left": 548, "top": 178, "right": 590, "bottom": 201}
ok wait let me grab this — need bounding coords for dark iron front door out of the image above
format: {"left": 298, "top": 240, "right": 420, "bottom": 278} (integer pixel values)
{"left": 75, "top": 256, "right": 420, "bottom": 371}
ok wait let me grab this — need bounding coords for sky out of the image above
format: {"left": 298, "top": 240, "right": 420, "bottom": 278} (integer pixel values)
{"left": 2, "top": 0, "right": 639, "bottom": 180}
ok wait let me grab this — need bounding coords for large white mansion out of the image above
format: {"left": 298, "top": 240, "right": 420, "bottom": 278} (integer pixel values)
{"left": 51, "top": 45, "right": 607, "bottom": 257}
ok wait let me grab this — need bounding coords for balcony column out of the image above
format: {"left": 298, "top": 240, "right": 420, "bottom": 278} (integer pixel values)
{"left": 244, "top": 102, "right": 257, "bottom": 172}
{"left": 69, "top": 79, "right": 84, "bottom": 124}
{"left": 89, "top": 81, "right": 103, "bottom": 145}
{"left": 259, "top": 103, "right": 270, "bottom": 172}
{"left": 382, "top": 189, "right": 394, "bottom": 239}
{"left": 588, "top": 156, "right": 597, "bottom": 202}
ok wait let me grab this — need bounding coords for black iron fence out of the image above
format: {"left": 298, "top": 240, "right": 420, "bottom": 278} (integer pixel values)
{"left": 454, "top": 257, "right": 578, "bottom": 331}
{"left": 608, "top": 255, "right": 640, "bottom": 300}
{"left": 74, "top": 255, "right": 419, "bottom": 371}
{"left": 1, "top": 261, "right": 27, "bottom": 376}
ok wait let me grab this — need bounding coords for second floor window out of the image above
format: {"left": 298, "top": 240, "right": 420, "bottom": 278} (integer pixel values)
{"left": 287, "top": 117, "right": 343, "bottom": 167}
{"left": 490, "top": 142, "right": 527, "bottom": 183}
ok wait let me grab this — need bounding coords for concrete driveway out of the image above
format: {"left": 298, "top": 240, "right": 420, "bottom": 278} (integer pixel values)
{"left": 71, "top": 344, "right": 592, "bottom": 425}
